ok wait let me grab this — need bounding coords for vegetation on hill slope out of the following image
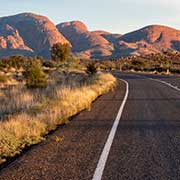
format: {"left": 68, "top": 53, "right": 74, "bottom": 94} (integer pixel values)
{"left": 94, "top": 51, "right": 180, "bottom": 74}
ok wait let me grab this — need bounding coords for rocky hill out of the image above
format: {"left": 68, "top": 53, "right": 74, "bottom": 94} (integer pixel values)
{"left": 0, "top": 13, "right": 180, "bottom": 59}
{"left": 117, "top": 25, "right": 180, "bottom": 56}
{"left": 0, "top": 13, "right": 70, "bottom": 59}
{"left": 57, "top": 21, "right": 114, "bottom": 59}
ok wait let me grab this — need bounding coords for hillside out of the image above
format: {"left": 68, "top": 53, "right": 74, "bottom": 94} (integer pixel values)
{"left": 117, "top": 25, "right": 180, "bottom": 56}
{"left": 0, "top": 13, "right": 70, "bottom": 59}
{"left": 57, "top": 21, "right": 114, "bottom": 59}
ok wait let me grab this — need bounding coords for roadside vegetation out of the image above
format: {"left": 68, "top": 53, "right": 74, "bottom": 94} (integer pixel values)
{"left": 0, "top": 44, "right": 116, "bottom": 165}
{"left": 93, "top": 51, "right": 180, "bottom": 75}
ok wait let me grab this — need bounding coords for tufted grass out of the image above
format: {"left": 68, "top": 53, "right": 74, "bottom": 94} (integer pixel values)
{"left": 0, "top": 73, "right": 116, "bottom": 164}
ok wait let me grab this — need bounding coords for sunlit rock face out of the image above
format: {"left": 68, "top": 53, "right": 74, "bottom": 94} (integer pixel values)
{"left": 57, "top": 21, "right": 117, "bottom": 59}
{"left": 0, "top": 24, "right": 31, "bottom": 50}
{"left": 118, "top": 25, "right": 180, "bottom": 56}
{"left": 0, "top": 13, "right": 70, "bottom": 58}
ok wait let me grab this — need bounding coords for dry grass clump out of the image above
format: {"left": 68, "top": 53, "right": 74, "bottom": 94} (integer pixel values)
{"left": 0, "top": 74, "right": 7, "bottom": 83}
{"left": 0, "top": 86, "right": 34, "bottom": 116}
{"left": 0, "top": 73, "right": 116, "bottom": 164}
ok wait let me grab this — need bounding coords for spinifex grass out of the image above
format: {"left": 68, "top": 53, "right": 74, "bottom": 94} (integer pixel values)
{"left": 0, "top": 73, "right": 116, "bottom": 164}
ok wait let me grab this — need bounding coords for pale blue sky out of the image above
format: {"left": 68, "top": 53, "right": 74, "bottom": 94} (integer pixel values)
{"left": 0, "top": 0, "right": 179, "bottom": 34}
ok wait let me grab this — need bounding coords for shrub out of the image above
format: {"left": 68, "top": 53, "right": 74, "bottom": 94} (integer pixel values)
{"left": 8, "top": 55, "right": 28, "bottom": 69}
{"left": 0, "top": 56, "right": 29, "bottom": 70}
{"left": 131, "top": 60, "right": 145, "bottom": 66}
{"left": 43, "top": 61, "right": 56, "bottom": 68}
{"left": 102, "top": 60, "right": 116, "bottom": 70}
{"left": 170, "top": 68, "right": 180, "bottom": 74}
{"left": 51, "top": 43, "right": 71, "bottom": 62}
{"left": 121, "top": 64, "right": 132, "bottom": 71}
{"left": 24, "top": 62, "right": 48, "bottom": 89}
{"left": 152, "top": 65, "right": 166, "bottom": 73}
{"left": 0, "top": 60, "right": 7, "bottom": 70}
{"left": 86, "top": 63, "right": 97, "bottom": 75}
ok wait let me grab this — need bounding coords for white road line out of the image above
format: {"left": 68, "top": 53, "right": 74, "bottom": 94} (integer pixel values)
{"left": 92, "top": 79, "right": 129, "bottom": 180}
{"left": 150, "top": 78, "right": 180, "bottom": 92}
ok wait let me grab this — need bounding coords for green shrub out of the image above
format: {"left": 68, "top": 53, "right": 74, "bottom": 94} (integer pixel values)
{"left": 43, "top": 61, "right": 56, "bottom": 68}
{"left": 8, "top": 55, "right": 28, "bottom": 69}
{"left": 24, "top": 62, "right": 48, "bottom": 89}
{"left": 170, "top": 68, "right": 180, "bottom": 74}
{"left": 86, "top": 63, "right": 97, "bottom": 75}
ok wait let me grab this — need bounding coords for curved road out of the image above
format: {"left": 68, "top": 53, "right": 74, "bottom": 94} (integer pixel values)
{"left": 103, "top": 73, "right": 180, "bottom": 180}
{"left": 0, "top": 73, "right": 180, "bottom": 180}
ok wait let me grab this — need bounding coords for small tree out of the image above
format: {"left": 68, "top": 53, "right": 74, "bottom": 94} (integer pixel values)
{"left": 51, "top": 43, "right": 71, "bottom": 63}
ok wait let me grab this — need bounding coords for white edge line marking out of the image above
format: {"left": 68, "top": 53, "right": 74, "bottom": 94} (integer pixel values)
{"left": 150, "top": 78, "right": 180, "bottom": 92}
{"left": 92, "top": 79, "right": 129, "bottom": 180}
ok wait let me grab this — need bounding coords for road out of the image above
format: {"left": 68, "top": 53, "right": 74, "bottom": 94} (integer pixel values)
{"left": 0, "top": 72, "right": 180, "bottom": 180}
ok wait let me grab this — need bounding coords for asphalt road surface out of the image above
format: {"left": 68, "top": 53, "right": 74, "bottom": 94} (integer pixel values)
{"left": 0, "top": 72, "right": 180, "bottom": 180}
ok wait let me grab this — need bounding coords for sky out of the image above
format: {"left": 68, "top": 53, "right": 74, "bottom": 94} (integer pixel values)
{"left": 0, "top": 0, "right": 179, "bottom": 34}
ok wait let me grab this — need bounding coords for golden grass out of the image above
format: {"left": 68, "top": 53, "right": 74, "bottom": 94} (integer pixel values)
{"left": 0, "top": 73, "right": 116, "bottom": 164}
{"left": 0, "top": 86, "right": 34, "bottom": 116}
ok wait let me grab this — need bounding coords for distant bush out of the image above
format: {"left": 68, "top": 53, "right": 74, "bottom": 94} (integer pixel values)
{"left": 102, "top": 60, "right": 116, "bottom": 70}
{"left": 152, "top": 65, "right": 166, "bottom": 73}
{"left": 43, "top": 61, "right": 56, "bottom": 68}
{"left": 0, "top": 55, "right": 30, "bottom": 71}
{"left": 24, "top": 61, "right": 48, "bottom": 89}
{"left": 131, "top": 60, "right": 145, "bottom": 66}
{"left": 51, "top": 43, "right": 71, "bottom": 63}
{"left": 86, "top": 63, "right": 97, "bottom": 75}
{"left": 170, "top": 68, "right": 180, "bottom": 74}
{"left": 121, "top": 64, "right": 133, "bottom": 71}
{"left": 8, "top": 55, "right": 27, "bottom": 69}
{"left": 62, "top": 57, "right": 84, "bottom": 70}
